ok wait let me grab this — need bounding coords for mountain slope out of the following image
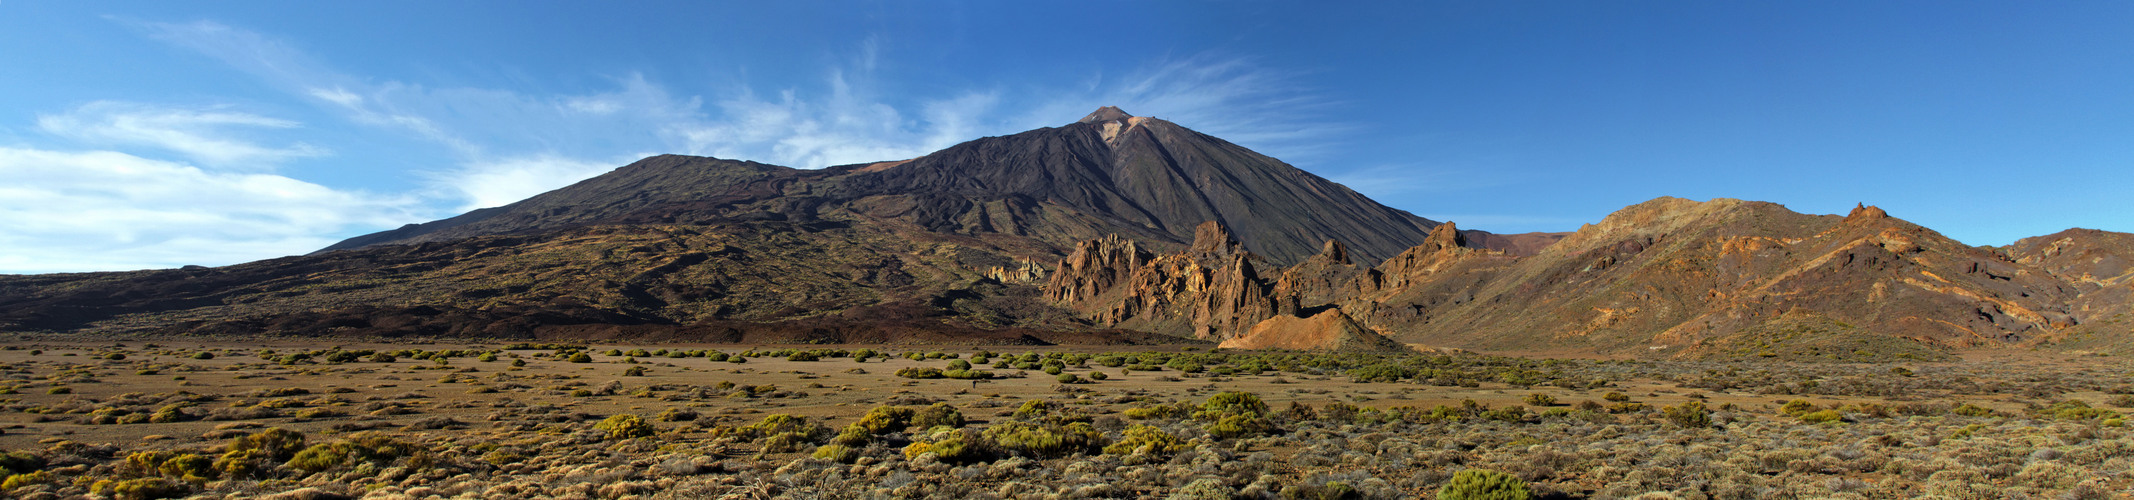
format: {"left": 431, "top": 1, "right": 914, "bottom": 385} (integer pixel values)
{"left": 325, "top": 107, "right": 1493, "bottom": 265}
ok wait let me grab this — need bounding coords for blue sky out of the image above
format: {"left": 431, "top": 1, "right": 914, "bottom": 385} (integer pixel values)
{"left": 2, "top": 2, "right": 2130, "bottom": 273}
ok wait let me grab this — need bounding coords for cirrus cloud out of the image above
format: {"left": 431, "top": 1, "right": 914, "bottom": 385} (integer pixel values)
{"left": 35, "top": 101, "right": 328, "bottom": 169}
{"left": 0, "top": 147, "right": 415, "bottom": 273}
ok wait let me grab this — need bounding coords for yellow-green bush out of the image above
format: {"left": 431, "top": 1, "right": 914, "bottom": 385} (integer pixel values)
{"left": 211, "top": 449, "right": 269, "bottom": 480}
{"left": 1123, "top": 405, "right": 1185, "bottom": 420}
{"left": 1198, "top": 391, "right": 1269, "bottom": 418}
{"left": 1799, "top": 409, "right": 1844, "bottom": 424}
{"left": 1779, "top": 400, "right": 1820, "bottom": 417}
{"left": 594, "top": 414, "right": 656, "bottom": 440}
{"left": 913, "top": 403, "right": 965, "bottom": 429}
{"left": 93, "top": 477, "right": 188, "bottom": 500}
{"left": 156, "top": 454, "right": 213, "bottom": 481}
{"left": 1663, "top": 401, "right": 1712, "bottom": 428}
{"left": 733, "top": 414, "right": 825, "bottom": 440}
{"left": 902, "top": 429, "right": 985, "bottom": 463}
{"left": 761, "top": 431, "right": 816, "bottom": 453}
{"left": 2, "top": 470, "right": 51, "bottom": 490}
{"left": 1437, "top": 469, "right": 1530, "bottom": 500}
{"left": 811, "top": 444, "right": 858, "bottom": 463}
{"left": 983, "top": 421, "right": 1106, "bottom": 458}
{"left": 286, "top": 434, "right": 423, "bottom": 474}
{"left": 1012, "top": 399, "right": 1057, "bottom": 419}
{"left": 226, "top": 428, "right": 307, "bottom": 461}
{"left": 856, "top": 406, "right": 915, "bottom": 434}
{"left": 1203, "top": 414, "right": 1276, "bottom": 439}
{"left": 831, "top": 424, "right": 872, "bottom": 447}
{"left": 1102, "top": 424, "right": 1186, "bottom": 457}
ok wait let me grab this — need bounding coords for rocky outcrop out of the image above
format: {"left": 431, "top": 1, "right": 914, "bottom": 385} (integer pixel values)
{"left": 1044, "top": 220, "right": 1474, "bottom": 349}
{"left": 1042, "top": 221, "right": 1280, "bottom": 340}
{"left": 1220, "top": 308, "right": 1409, "bottom": 353}
{"left": 986, "top": 257, "right": 1048, "bottom": 284}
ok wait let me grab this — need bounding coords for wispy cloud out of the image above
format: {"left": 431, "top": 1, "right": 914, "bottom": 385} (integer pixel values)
{"left": 426, "top": 155, "right": 618, "bottom": 211}
{"left": 35, "top": 101, "right": 327, "bottom": 169}
{"left": 1012, "top": 54, "right": 1352, "bottom": 163}
{"left": 0, "top": 147, "right": 415, "bottom": 273}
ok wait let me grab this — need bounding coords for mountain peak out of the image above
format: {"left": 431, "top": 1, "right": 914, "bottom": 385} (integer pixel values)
{"left": 1078, "top": 106, "right": 1134, "bottom": 123}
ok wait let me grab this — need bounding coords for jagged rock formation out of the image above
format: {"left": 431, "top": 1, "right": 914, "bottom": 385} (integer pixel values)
{"left": 985, "top": 258, "right": 1048, "bottom": 284}
{"left": 1042, "top": 221, "right": 1280, "bottom": 340}
{"left": 1042, "top": 220, "right": 1416, "bottom": 351}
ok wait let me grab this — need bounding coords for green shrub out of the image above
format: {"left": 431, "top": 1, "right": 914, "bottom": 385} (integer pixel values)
{"left": 1013, "top": 399, "right": 1058, "bottom": 419}
{"left": 903, "top": 430, "right": 985, "bottom": 463}
{"left": 100, "top": 477, "right": 188, "bottom": 500}
{"left": 983, "top": 421, "right": 1106, "bottom": 458}
{"left": 831, "top": 424, "right": 872, "bottom": 447}
{"left": 210, "top": 449, "right": 268, "bottom": 480}
{"left": 1663, "top": 401, "right": 1713, "bottom": 428}
{"left": 1123, "top": 405, "right": 1185, "bottom": 420}
{"left": 729, "top": 414, "right": 827, "bottom": 444}
{"left": 896, "top": 367, "right": 944, "bottom": 379}
{"left": 1602, "top": 392, "right": 1631, "bottom": 403}
{"left": 481, "top": 450, "right": 524, "bottom": 466}
{"left": 156, "top": 453, "right": 213, "bottom": 481}
{"left": 226, "top": 428, "right": 307, "bottom": 461}
{"left": 594, "top": 414, "right": 656, "bottom": 440}
{"left": 1799, "top": 409, "right": 1844, "bottom": 424}
{"left": 1103, "top": 424, "right": 1186, "bottom": 457}
{"left": 1089, "top": 371, "right": 1108, "bottom": 381}
{"left": 856, "top": 406, "right": 915, "bottom": 434}
{"left": 913, "top": 403, "right": 965, "bottom": 429}
{"left": 1204, "top": 413, "right": 1277, "bottom": 440}
{"left": 811, "top": 444, "right": 858, "bottom": 463}
{"left": 1437, "top": 469, "right": 1531, "bottom": 500}
{"left": 287, "top": 444, "right": 351, "bottom": 473}
{"left": 1523, "top": 393, "right": 1557, "bottom": 407}
{"left": 2, "top": 470, "right": 52, "bottom": 490}
{"left": 623, "top": 366, "right": 646, "bottom": 376}
{"left": 2037, "top": 400, "right": 2118, "bottom": 421}
{"left": 568, "top": 353, "right": 593, "bottom": 363}
{"left": 1200, "top": 391, "right": 1270, "bottom": 418}
{"left": 1056, "top": 373, "right": 1080, "bottom": 384}
{"left": 286, "top": 434, "right": 422, "bottom": 474}
{"left": 1952, "top": 403, "right": 1996, "bottom": 417}
{"left": 1779, "top": 399, "right": 1819, "bottom": 417}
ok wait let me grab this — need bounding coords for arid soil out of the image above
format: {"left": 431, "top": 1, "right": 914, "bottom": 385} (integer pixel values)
{"left": 0, "top": 338, "right": 2131, "bottom": 499}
